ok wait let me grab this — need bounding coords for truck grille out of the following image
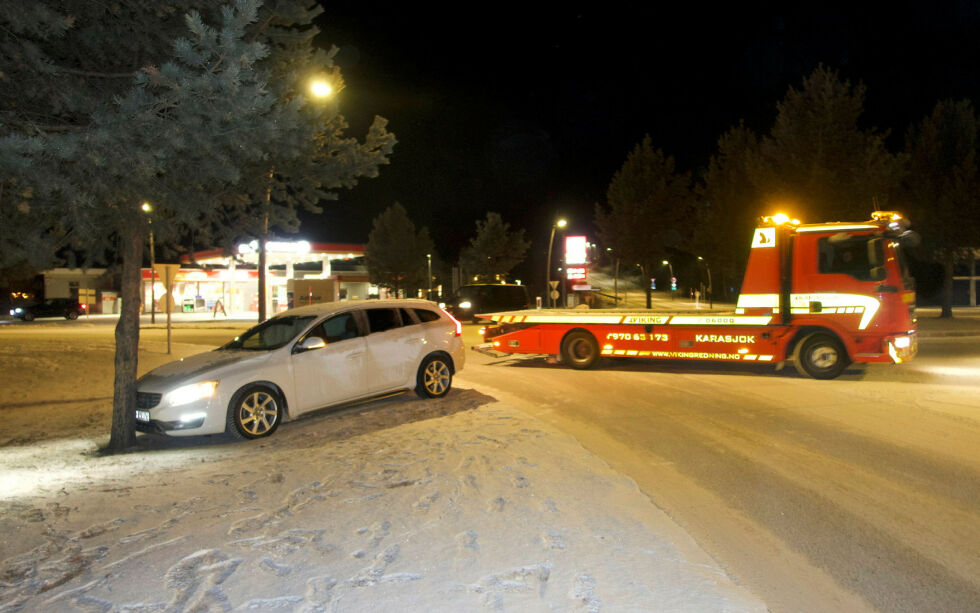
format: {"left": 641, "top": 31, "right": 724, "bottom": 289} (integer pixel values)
{"left": 137, "top": 392, "right": 162, "bottom": 409}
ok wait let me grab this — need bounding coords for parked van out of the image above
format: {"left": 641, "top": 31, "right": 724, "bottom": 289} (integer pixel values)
{"left": 443, "top": 283, "right": 531, "bottom": 322}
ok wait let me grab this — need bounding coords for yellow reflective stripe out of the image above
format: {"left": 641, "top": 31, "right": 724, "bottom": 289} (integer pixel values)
{"left": 796, "top": 224, "right": 878, "bottom": 232}
{"left": 736, "top": 293, "right": 779, "bottom": 309}
{"left": 668, "top": 315, "right": 773, "bottom": 326}
{"left": 621, "top": 315, "right": 671, "bottom": 325}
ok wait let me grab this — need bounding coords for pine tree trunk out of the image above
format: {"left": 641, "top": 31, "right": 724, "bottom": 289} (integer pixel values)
{"left": 108, "top": 229, "right": 144, "bottom": 451}
{"left": 940, "top": 252, "right": 954, "bottom": 319}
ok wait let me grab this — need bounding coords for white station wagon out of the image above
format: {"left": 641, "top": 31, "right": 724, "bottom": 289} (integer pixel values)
{"left": 135, "top": 299, "right": 465, "bottom": 440}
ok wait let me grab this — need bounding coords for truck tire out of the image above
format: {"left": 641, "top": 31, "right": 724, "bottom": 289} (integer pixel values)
{"left": 798, "top": 333, "right": 849, "bottom": 379}
{"left": 561, "top": 330, "right": 600, "bottom": 370}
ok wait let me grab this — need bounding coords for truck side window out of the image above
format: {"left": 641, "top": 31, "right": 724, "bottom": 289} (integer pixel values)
{"left": 817, "top": 237, "right": 875, "bottom": 281}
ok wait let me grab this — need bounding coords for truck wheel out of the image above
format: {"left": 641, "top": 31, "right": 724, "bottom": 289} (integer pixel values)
{"left": 561, "top": 330, "right": 600, "bottom": 370}
{"left": 798, "top": 334, "right": 849, "bottom": 380}
{"left": 227, "top": 385, "right": 282, "bottom": 440}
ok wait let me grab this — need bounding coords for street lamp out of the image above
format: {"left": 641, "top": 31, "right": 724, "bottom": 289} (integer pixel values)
{"left": 662, "top": 259, "right": 675, "bottom": 300}
{"left": 426, "top": 253, "right": 432, "bottom": 300}
{"left": 546, "top": 218, "right": 567, "bottom": 308}
{"left": 258, "top": 78, "right": 335, "bottom": 322}
{"left": 141, "top": 202, "right": 155, "bottom": 323}
{"left": 698, "top": 256, "right": 713, "bottom": 309}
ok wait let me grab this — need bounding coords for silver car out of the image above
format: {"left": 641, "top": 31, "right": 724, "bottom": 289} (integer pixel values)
{"left": 134, "top": 300, "right": 465, "bottom": 440}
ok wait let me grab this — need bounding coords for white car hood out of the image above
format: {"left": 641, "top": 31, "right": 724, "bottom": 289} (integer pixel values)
{"left": 138, "top": 349, "right": 268, "bottom": 389}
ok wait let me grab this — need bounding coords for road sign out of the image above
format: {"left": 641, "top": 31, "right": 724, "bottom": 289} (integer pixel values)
{"left": 550, "top": 290, "right": 560, "bottom": 300}
{"left": 549, "top": 280, "right": 559, "bottom": 290}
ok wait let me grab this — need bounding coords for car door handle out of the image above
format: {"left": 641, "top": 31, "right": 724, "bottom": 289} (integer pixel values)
{"left": 347, "top": 352, "right": 364, "bottom": 360}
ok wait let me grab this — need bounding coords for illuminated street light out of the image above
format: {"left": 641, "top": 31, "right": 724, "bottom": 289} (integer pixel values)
{"left": 546, "top": 218, "right": 567, "bottom": 308}
{"left": 142, "top": 202, "right": 156, "bottom": 323}
{"left": 310, "top": 79, "right": 333, "bottom": 98}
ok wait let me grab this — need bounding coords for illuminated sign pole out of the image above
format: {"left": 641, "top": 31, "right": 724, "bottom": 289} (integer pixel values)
{"left": 565, "top": 236, "right": 588, "bottom": 308}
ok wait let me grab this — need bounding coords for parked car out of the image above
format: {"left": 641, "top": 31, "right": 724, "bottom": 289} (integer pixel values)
{"left": 442, "top": 283, "right": 531, "bottom": 322}
{"left": 9, "top": 298, "right": 86, "bottom": 321}
{"left": 134, "top": 299, "right": 465, "bottom": 440}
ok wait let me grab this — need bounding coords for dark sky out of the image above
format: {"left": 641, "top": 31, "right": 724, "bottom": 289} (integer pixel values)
{"left": 306, "top": 3, "right": 980, "bottom": 276}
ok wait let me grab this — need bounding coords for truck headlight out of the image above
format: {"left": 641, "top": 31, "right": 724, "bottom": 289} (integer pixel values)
{"left": 169, "top": 381, "right": 218, "bottom": 406}
{"left": 893, "top": 336, "right": 911, "bottom": 349}
{"left": 459, "top": 301, "right": 472, "bottom": 310}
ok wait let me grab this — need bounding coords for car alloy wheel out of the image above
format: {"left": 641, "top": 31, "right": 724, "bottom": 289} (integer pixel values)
{"left": 416, "top": 355, "right": 452, "bottom": 398}
{"left": 228, "top": 385, "right": 282, "bottom": 439}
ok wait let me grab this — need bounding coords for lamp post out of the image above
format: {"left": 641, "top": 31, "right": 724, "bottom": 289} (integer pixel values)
{"left": 426, "top": 253, "right": 432, "bottom": 300}
{"left": 698, "top": 256, "right": 713, "bottom": 309}
{"left": 662, "top": 259, "right": 675, "bottom": 300}
{"left": 546, "top": 218, "right": 567, "bottom": 308}
{"left": 257, "top": 78, "right": 334, "bottom": 323}
{"left": 141, "top": 202, "right": 155, "bottom": 323}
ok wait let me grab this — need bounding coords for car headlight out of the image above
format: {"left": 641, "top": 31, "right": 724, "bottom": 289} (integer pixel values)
{"left": 11, "top": 308, "right": 22, "bottom": 315}
{"left": 458, "top": 301, "right": 472, "bottom": 310}
{"left": 168, "top": 381, "right": 218, "bottom": 406}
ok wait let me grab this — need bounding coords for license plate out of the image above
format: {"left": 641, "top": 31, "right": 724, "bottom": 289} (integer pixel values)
{"left": 136, "top": 410, "right": 150, "bottom": 422}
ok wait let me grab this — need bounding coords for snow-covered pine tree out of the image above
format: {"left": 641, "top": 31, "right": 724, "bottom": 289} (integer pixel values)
{"left": 0, "top": 0, "right": 395, "bottom": 450}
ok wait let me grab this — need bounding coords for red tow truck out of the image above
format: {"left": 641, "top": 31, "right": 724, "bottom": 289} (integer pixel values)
{"left": 475, "top": 211, "right": 919, "bottom": 379}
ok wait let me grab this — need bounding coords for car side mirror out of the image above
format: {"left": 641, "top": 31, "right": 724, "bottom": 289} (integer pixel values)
{"left": 870, "top": 266, "right": 887, "bottom": 282}
{"left": 295, "top": 337, "right": 326, "bottom": 353}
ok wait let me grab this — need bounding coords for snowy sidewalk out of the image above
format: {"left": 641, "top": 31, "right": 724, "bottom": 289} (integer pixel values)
{"left": 0, "top": 338, "right": 766, "bottom": 612}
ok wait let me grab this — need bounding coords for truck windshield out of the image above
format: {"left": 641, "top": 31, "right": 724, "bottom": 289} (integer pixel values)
{"left": 221, "top": 315, "right": 316, "bottom": 351}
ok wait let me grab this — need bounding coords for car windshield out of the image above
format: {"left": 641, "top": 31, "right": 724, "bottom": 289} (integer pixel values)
{"left": 221, "top": 315, "right": 316, "bottom": 351}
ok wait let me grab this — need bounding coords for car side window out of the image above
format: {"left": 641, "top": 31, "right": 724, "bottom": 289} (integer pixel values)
{"left": 297, "top": 312, "right": 360, "bottom": 348}
{"left": 399, "top": 308, "right": 418, "bottom": 325}
{"left": 365, "top": 308, "right": 402, "bottom": 333}
{"left": 413, "top": 308, "right": 440, "bottom": 323}
{"left": 321, "top": 312, "right": 361, "bottom": 342}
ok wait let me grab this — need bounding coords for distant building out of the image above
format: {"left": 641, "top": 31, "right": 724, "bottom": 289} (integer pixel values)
{"left": 141, "top": 241, "right": 373, "bottom": 316}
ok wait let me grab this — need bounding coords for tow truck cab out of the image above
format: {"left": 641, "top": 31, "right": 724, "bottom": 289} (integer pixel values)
{"left": 736, "top": 211, "right": 918, "bottom": 367}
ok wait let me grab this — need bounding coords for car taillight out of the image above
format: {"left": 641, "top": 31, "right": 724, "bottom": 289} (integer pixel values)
{"left": 442, "top": 309, "right": 462, "bottom": 336}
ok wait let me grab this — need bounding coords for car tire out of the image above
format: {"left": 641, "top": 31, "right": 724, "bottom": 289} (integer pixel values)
{"left": 798, "top": 333, "right": 849, "bottom": 380}
{"left": 66, "top": 311, "right": 78, "bottom": 320}
{"left": 415, "top": 354, "right": 452, "bottom": 399}
{"left": 227, "top": 384, "right": 282, "bottom": 440}
{"left": 22, "top": 312, "right": 34, "bottom": 322}
{"left": 560, "top": 330, "right": 600, "bottom": 370}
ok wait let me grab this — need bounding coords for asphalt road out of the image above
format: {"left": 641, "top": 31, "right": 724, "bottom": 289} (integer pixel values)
{"left": 456, "top": 325, "right": 980, "bottom": 613}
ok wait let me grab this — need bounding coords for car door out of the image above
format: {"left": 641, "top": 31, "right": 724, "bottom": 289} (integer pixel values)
{"left": 289, "top": 311, "right": 367, "bottom": 414}
{"left": 363, "top": 307, "right": 423, "bottom": 392}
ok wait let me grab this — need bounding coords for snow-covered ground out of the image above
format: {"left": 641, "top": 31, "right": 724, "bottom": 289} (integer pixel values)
{"left": 0, "top": 331, "right": 767, "bottom": 612}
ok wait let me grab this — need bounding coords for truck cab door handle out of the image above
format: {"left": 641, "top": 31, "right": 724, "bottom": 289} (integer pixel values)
{"left": 810, "top": 301, "right": 822, "bottom": 313}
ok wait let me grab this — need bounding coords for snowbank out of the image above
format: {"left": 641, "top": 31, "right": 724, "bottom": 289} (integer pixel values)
{"left": 0, "top": 334, "right": 765, "bottom": 611}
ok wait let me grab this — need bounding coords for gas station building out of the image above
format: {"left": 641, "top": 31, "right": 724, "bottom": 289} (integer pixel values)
{"left": 141, "top": 241, "right": 372, "bottom": 316}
